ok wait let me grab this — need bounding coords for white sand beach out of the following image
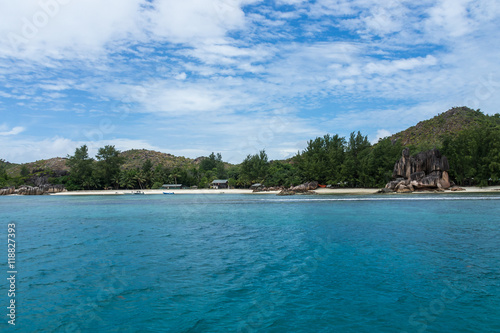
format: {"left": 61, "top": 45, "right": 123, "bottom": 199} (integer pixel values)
{"left": 51, "top": 188, "right": 273, "bottom": 195}
{"left": 50, "top": 186, "right": 500, "bottom": 196}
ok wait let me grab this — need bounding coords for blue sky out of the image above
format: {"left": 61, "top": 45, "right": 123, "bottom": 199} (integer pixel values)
{"left": 1, "top": 0, "right": 499, "bottom": 164}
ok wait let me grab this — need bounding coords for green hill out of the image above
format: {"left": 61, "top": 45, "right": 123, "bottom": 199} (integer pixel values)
{"left": 389, "top": 106, "right": 499, "bottom": 149}
{"left": 119, "top": 149, "right": 198, "bottom": 171}
{"left": 4, "top": 157, "right": 69, "bottom": 178}
{"left": 3, "top": 150, "right": 200, "bottom": 178}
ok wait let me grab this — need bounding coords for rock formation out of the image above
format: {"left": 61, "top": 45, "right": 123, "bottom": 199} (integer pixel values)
{"left": 0, "top": 187, "right": 15, "bottom": 195}
{"left": 384, "top": 148, "right": 454, "bottom": 193}
{"left": 0, "top": 184, "right": 66, "bottom": 195}
{"left": 278, "top": 181, "right": 318, "bottom": 196}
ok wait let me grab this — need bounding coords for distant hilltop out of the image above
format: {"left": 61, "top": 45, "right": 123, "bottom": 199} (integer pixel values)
{"left": 2, "top": 149, "right": 200, "bottom": 178}
{"left": 120, "top": 149, "right": 199, "bottom": 171}
{"left": 389, "top": 106, "right": 500, "bottom": 148}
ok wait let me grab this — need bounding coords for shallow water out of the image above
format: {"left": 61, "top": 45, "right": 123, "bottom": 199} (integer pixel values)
{"left": 1, "top": 194, "right": 499, "bottom": 332}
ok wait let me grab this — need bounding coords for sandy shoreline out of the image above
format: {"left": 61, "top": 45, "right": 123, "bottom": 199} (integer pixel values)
{"left": 49, "top": 186, "right": 500, "bottom": 196}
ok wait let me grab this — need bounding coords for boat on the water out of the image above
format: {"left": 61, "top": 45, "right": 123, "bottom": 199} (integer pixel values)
{"left": 163, "top": 192, "right": 175, "bottom": 195}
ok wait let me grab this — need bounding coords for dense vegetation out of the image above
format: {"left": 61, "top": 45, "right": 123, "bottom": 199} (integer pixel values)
{"left": 1, "top": 107, "right": 499, "bottom": 190}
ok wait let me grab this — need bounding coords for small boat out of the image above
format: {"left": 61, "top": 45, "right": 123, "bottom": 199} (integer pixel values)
{"left": 163, "top": 192, "right": 175, "bottom": 195}
{"left": 133, "top": 191, "right": 145, "bottom": 195}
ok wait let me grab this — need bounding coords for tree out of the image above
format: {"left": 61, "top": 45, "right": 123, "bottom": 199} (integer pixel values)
{"left": 0, "top": 160, "right": 9, "bottom": 187}
{"left": 120, "top": 170, "right": 135, "bottom": 189}
{"left": 66, "top": 145, "right": 94, "bottom": 190}
{"left": 134, "top": 171, "right": 146, "bottom": 189}
{"left": 442, "top": 121, "right": 500, "bottom": 186}
{"left": 95, "top": 145, "right": 124, "bottom": 189}
{"left": 240, "top": 150, "right": 269, "bottom": 186}
{"left": 358, "top": 138, "right": 402, "bottom": 187}
{"left": 295, "top": 134, "right": 346, "bottom": 184}
{"left": 341, "top": 132, "right": 371, "bottom": 187}
{"left": 20, "top": 165, "right": 30, "bottom": 177}
{"left": 200, "top": 152, "right": 220, "bottom": 172}
{"left": 200, "top": 152, "right": 226, "bottom": 178}
{"left": 141, "top": 160, "right": 153, "bottom": 188}
{"left": 265, "top": 161, "right": 301, "bottom": 187}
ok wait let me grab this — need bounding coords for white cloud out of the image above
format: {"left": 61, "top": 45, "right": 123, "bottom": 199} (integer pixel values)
{"left": 364, "top": 55, "right": 437, "bottom": 75}
{"left": 372, "top": 129, "right": 392, "bottom": 144}
{"left": 0, "top": 125, "right": 25, "bottom": 136}
{"left": 0, "top": 0, "right": 145, "bottom": 59}
{"left": 147, "top": 0, "right": 251, "bottom": 44}
{"left": 425, "top": 0, "right": 500, "bottom": 41}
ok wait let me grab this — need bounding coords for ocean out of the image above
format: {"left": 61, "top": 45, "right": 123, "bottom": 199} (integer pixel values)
{"left": 1, "top": 194, "right": 499, "bottom": 332}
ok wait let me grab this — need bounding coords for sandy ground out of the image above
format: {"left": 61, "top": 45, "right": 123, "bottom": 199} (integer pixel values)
{"left": 51, "top": 188, "right": 274, "bottom": 195}
{"left": 50, "top": 186, "right": 500, "bottom": 196}
{"left": 454, "top": 186, "right": 500, "bottom": 193}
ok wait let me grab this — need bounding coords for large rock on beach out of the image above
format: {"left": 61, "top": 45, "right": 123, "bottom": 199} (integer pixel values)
{"left": 0, "top": 187, "right": 15, "bottom": 195}
{"left": 0, "top": 184, "right": 66, "bottom": 195}
{"left": 278, "top": 181, "right": 318, "bottom": 196}
{"left": 384, "top": 149, "right": 453, "bottom": 193}
{"left": 291, "top": 181, "right": 318, "bottom": 192}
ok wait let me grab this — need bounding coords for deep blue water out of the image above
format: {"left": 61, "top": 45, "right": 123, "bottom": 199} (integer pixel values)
{"left": 1, "top": 194, "right": 499, "bottom": 332}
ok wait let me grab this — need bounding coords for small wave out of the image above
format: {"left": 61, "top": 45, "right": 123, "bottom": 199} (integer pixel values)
{"left": 249, "top": 196, "right": 500, "bottom": 203}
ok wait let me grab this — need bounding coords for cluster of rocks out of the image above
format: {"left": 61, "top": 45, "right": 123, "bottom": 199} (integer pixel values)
{"left": 382, "top": 148, "right": 464, "bottom": 193}
{"left": 278, "top": 181, "right": 318, "bottom": 196}
{"left": 0, "top": 185, "right": 66, "bottom": 196}
{"left": 252, "top": 185, "right": 285, "bottom": 192}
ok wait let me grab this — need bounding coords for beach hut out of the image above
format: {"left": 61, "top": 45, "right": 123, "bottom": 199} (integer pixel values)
{"left": 211, "top": 179, "right": 229, "bottom": 189}
{"left": 162, "top": 184, "right": 183, "bottom": 190}
{"left": 250, "top": 183, "right": 262, "bottom": 190}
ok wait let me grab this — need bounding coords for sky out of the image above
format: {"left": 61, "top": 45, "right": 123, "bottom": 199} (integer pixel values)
{"left": 1, "top": 0, "right": 500, "bottom": 164}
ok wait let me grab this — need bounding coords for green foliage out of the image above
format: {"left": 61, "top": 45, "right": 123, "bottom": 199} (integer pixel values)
{"left": 95, "top": 145, "right": 125, "bottom": 188}
{"left": 341, "top": 131, "right": 371, "bottom": 186}
{"left": 390, "top": 106, "right": 495, "bottom": 148}
{"left": 0, "top": 160, "right": 9, "bottom": 187}
{"left": 240, "top": 150, "right": 269, "bottom": 186}
{"left": 294, "top": 132, "right": 402, "bottom": 188}
{"left": 264, "top": 161, "right": 301, "bottom": 187}
{"left": 120, "top": 170, "right": 136, "bottom": 189}
{"left": 66, "top": 145, "right": 94, "bottom": 190}
{"left": 358, "top": 138, "right": 403, "bottom": 187}
{"left": 295, "top": 134, "right": 346, "bottom": 184}
{"left": 20, "top": 165, "right": 30, "bottom": 177}
{"left": 152, "top": 182, "right": 163, "bottom": 189}
{"left": 199, "top": 152, "right": 226, "bottom": 179}
{"left": 442, "top": 122, "right": 500, "bottom": 186}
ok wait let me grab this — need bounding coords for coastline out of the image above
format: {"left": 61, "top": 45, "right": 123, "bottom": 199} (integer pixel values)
{"left": 48, "top": 186, "right": 500, "bottom": 196}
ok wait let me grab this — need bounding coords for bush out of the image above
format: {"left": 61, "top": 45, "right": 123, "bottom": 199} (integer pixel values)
{"left": 152, "top": 182, "right": 163, "bottom": 189}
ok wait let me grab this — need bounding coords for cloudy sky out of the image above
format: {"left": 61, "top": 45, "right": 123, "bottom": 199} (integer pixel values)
{"left": 1, "top": 0, "right": 499, "bottom": 164}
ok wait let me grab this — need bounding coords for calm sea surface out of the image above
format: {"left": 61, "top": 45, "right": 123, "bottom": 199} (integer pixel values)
{"left": 1, "top": 194, "right": 499, "bottom": 332}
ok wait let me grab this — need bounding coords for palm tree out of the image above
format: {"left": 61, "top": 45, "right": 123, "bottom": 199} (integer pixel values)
{"left": 111, "top": 174, "right": 121, "bottom": 190}
{"left": 171, "top": 173, "right": 179, "bottom": 185}
{"left": 134, "top": 172, "right": 146, "bottom": 190}
{"left": 82, "top": 176, "right": 99, "bottom": 190}
{"left": 120, "top": 172, "right": 134, "bottom": 189}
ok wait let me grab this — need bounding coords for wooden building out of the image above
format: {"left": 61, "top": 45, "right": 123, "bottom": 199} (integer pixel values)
{"left": 211, "top": 179, "right": 229, "bottom": 189}
{"left": 162, "top": 184, "right": 183, "bottom": 190}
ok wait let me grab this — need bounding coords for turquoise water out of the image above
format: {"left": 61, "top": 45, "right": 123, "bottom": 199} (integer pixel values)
{"left": 1, "top": 194, "right": 500, "bottom": 332}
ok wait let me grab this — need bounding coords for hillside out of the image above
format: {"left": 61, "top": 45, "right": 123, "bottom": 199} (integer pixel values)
{"left": 5, "top": 157, "right": 70, "bottom": 177}
{"left": 119, "top": 149, "right": 198, "bottom": 170}
{"left": 3, "top": 150, "right": 199, "bottom": 178}
{"left": 389, "top": 106, "right": 499, "bottom": 148}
